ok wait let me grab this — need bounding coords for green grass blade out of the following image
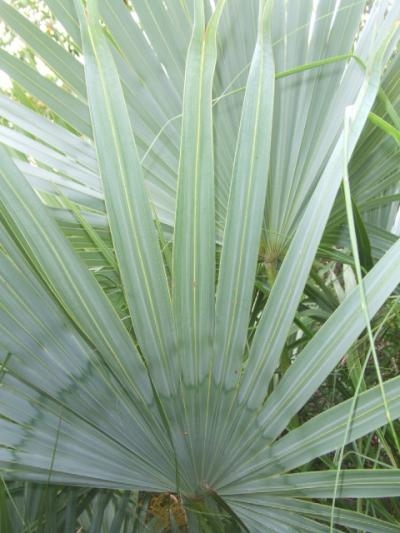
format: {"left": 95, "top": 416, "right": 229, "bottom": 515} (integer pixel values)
{"left": 350, "top": 198, "right": 374, "bottom": 272}
{"left": 368, "top": 112, "right": 400, "bottom": 144}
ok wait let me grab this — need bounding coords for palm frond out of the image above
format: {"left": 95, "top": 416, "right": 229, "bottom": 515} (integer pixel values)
{"left": 1, "top": 0, "right": 400, "bottom": 530}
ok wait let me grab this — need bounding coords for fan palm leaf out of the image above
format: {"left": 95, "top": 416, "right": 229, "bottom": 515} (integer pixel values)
{"left": 1, "top": 0, "right": 400, "bottom": 531}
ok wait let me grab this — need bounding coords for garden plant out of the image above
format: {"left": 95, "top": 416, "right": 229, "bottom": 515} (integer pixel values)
{"left": 0, "top": 0, "right": 400, "bottom": 531}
